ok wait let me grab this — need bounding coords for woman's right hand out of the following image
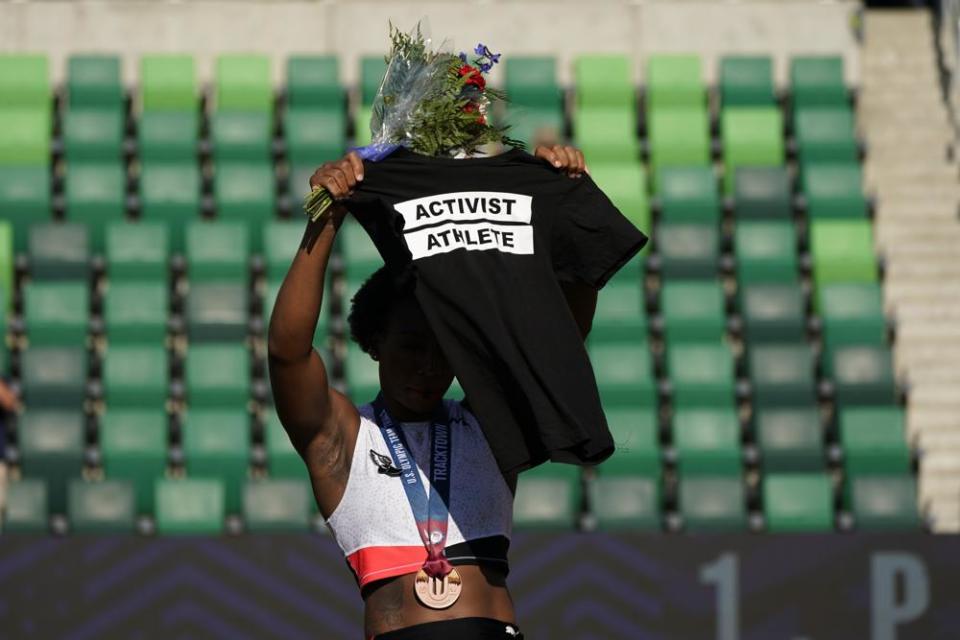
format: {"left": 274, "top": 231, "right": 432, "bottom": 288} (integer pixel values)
{"left": 308, "top": 151, "right": 365, "bottom": 200}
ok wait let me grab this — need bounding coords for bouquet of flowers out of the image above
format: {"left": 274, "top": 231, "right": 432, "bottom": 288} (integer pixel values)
{"left": 303, "top": 22, "right": 523, "bottom": 222}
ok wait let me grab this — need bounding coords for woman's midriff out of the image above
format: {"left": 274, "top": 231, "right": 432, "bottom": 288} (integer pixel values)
{"left": 362, "top": 565, "right": 515, "bottom": 638}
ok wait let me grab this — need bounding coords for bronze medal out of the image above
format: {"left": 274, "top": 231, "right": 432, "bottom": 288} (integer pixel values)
{"left": 414, "top": 567, "right": 462, "bottom": 609}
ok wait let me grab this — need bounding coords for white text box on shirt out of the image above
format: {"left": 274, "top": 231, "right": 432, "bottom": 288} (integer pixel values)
{"left": 393, "top": 191, "right": 533, "bottom": 232}
{"left": 404, "top": 222, "right": 534, "bottom": 260}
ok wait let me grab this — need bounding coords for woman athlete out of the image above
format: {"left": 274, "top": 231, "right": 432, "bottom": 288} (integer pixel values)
{"left": 268, "top": 144, "right": 591, "bottom": 640}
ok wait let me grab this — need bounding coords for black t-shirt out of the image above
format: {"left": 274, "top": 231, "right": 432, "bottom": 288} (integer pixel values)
{"left": 344, "top": 147, "right": 648, "bottom": 473}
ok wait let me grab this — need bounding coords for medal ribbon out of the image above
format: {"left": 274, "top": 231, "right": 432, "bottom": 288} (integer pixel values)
{"left": 372, "top": 395, "right": 454, "bottom": 579}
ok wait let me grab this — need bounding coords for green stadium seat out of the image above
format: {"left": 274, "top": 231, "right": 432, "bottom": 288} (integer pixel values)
{"left": 648, "top": 107, "right": 710, "bottom": 169}
{"left": 262, "top": 278, "right": 329, "bottom": 346}
{"left": 287, "top": 162, "right": 316, "bottom": 202}
{"left": 733, "top": 167, "right": 792, "bottom": 220}
{"left": 100, "top": 409, "right": 167, "bottom": 514}
{"left": 810, "top": 220, "right": 877, "bottom": 285}
{"left": 284, "top": 108, "right": 346, "bottom": 165}
{"left": 513, "top": 464, "right": 580, "bottom": 530}
{"left": 186, "top": 343, "right": 251, "bottom": 408}
{"left": 505, "top": 57, "right": 561, "bottom": 110}
{"left": 680, "top": 476, "right": 747, "bottom": 531}
{"left": 63, "top": 109, "right": 124, "bottom": 162}
{"left": 656, "top": 222, "right": 718, "bottom": 278}
{"left": 68, "top": 480, "right": 136, "bottom": 533}
{"left": 755, "top": 407, "right": 824, "bottom": 472}
{"left": 23, "top": 282, "right": 88, "bottom": 346}
{"left": 791, "top": 56, "right": 847, "bottom": 108}
{"left": 139, "top": 163, "right": 202, "bottom": 252}
{"left": 589, "top": 164, "right": 649, "bottom": 231}
{"left": 668, "top": 341, "right": 736, "bottom": 408}
{"left": 0, "top": 54, "right": 50, "bottom": 110}
{"left": 2, "top": 479, "right": 48, "bottom": 533}
{"left": 20, "top": 347, "right": 87, "bottom": 407}
{"left": 574, "top": 108, "right": 639, "bottom": 163}
{"left": 211, "top": 111, "right": 272, "bottom": 162}
{"left": 506, "top": 107, "right": 564, "bottom": 148}
{"left": 187, "top": 282, "right": 248, "bottom": 342}
{"left": 672, "top": 408, "right": 741, "bottom": 475}
{"left": 749, "top": 343, "right": 817, "bottom": 407}
{"left": 140, "top": 55, "right": 197, "bottom": 111}
{"left": 739, "top": 283, "right": 806, "bottom": 342}
{"left": 213, "top": 164, "right": 276, "bottom": 249}
{"left": 764, "top": 473, "right": 834, "bottom": 532}
{"left": 590, "top": 279, "right": 646, "bottom": 343}
{"left": 817, "top": 282, "right": 886, "bottom": 347}
{"left": 600, "top": 407, "right": 659, "bottom": 476}
{"left": 18, "top": 409, "right": 85, "bottom": 513}
{"left": 720, "top": 56, "right": 775, "bottom": 107}
{"left": 826, "top": 344, "right": 897, "bottom": 406}
{"left": 0, "top": 166, "right": 50, "bottom": 253}
{"left": 660, "top": 280, "right": 725, "bottom": 342}
{"left": 656, "top": 166, "right": 719, "bottom": 222}
{"left": 67, "top": 54, "right": 123, "bottom": 111}
{"left": 722, "top": 108, "right": 784, "bottom": 191}
{"left": 265, "top": 410, "right": 306, "bottom": 479}
{"left": 345, "top": 344, "right": 381, "bottom": 405}
{"left": 105, "top": 222, "right": 169, "bottom": 282}
{"left": 287, "top": 55, "right": 341, "bottom": 109}
{"left": 840, "top": 407, "right": 909, "bottom": 475}
{"left": 137, "top": 111, "right": 198, "bottom": 162}
{"left": 64, "top": 162, "right": 126, "bottom": 251}
{"left": 361, "top": 56, "right": 388, "bottom": 106}
{"left": 0, "top": 220, "right": 10, "bottom": 306}
{"left": 355, "top": 105, "right": 374, "bottom": 146}
{"left": 802, "top": 163, "right": 867, "bottom": 219}
{"left": 646, "top": 55, "right": 704, "bottom": 110}
{"left": 339, "top": 218, "right": 383, "bottom": 278}
{"left": 794, "top": 107, "right": 858, "bottom": 164}
{"left": 103, "top": 344, "right": 168, "bottom": 408}
{"left": 243, "top": 479, "right": 312, "bottom": 532}
{"left": 0, "top": 108, "right": 49, "bottom": 166}
{"left": 852, "top": 475, "right": 920, "bottom": 530}
{"left": 589, "top": 342, "right": 657, "bottom": 408}
{"left": 182, "top": 408, "right": 250, "bottom": 513}
{"left": 574, "top": 55, "right": 634, "bottom": 110}
{"left": 264, "top": 221, "right": 302, "bottom": 281}
{"left": 590, "top": 475, "right": 660, "bottom": 531}
{"left": 155, "top": 478, "right": 225, "bottom": 535}
{"left": 28, "top": 224, "right": 90, "bottom": 280}
{"left": 215, "top": 54, "right": 272, "bottom": 112}
{"left": 186, "top": 221, "right": 249, "bottom": 282}
{"left": 735, "top": 221, "right": 798, "bottom": 283}
{"left": 104, "top": 281, "right": 168, "bottom": 343}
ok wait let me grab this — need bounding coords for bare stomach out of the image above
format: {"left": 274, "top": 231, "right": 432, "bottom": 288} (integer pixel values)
{"left": 362, "top": 565, "right": 515, "bottom": 638}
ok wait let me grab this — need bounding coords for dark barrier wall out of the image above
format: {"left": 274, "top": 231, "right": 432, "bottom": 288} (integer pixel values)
{"left": 0, "top": 534, "right": 957, "bottom": 640}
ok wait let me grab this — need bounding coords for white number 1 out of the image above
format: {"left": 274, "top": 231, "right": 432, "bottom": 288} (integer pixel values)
{"left": 699, "top": 553, "right": 740, "bottom": 640}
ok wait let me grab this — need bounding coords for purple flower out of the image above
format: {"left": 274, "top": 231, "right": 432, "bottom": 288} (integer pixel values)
{"left": 488, "top": 51, "right": 501, "bottom": 65}
{"left": 479, "top": 62, "right": 492, "bottom": 73}
{"left": 474, "top": 43, "right": 486, "bottom": 56}
{"left": 459, "top": 52, "right": 467, "bottom": 63}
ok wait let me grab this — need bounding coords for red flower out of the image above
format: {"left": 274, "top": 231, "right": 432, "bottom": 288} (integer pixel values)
{"left": 476, "top": 116, "right": 486, "bottom": 125}
{"left": 458, "top": 64, "right": 486, "bottom": 90}
{"left": 463, "top": 103, "right": 476, "bottom": 113}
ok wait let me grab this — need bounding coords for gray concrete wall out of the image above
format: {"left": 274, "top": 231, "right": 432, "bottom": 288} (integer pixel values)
{"left": 0, "top": 0, "right": 861, "bottom": 90}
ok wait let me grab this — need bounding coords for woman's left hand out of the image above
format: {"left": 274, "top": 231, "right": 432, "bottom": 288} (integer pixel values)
{"left": 534, "top": 144, "right": 587, "bottom": 178}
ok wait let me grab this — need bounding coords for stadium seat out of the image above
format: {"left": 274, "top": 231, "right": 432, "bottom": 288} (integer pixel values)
{"left": 574, "top": 55, "right": 634, "bottom": 110}
{"left": 505, "top": 57, "right": 561, "bottom": 110}
{"left": 0, "top": 221, "right": 10, "bottom": 308}
{"left": 265, "top": 410, "right": 307, "bottom": 479}
{"left": 360, "top": 56, "right": 388, "bottom": 106}
{"left": 264, "top": 223, "right": 302, "bottom": 282}
{"left": 735, "top": 221, "right": 798, "bottom": 283}
{"left": 794, "top": 107, "right": 858, "bottom": 164}
{"left": 825, "top": 343, "right": 896, "bottom": 406}
{"left": 574, "top": 108, "right": 639, "bottom": 163}
{"left": 2, "top": 479, "right": 48, "bottom": 533}
{"left": 105, "top": 222, "right": 169, "bottom": 282}
{"left": 212, "top": 164, "right": 276, "bottom": 249}
{"left": 262, "top": 278, "right": 329, "bottom": 346}
{"left": 733, "top": 166, "right": 792, "bottom": 220}
{"left": 513, "top": 464, "right": 580, "bottom": 530}
{"left": 764, "top": 473, "right": 834, "bottom": 532}
{"left": 139, "top": 163, "right": 202, "bottom": 252}
{"left": 680, "top": 476, "right": 747, "bottom": 531}
{"left": 588, "top": 164, "right": 650, "bottom": 231}
{"left": 102, "top": 344, "right": 168, "bottom": 407}
{"left": 589, "top": 475, "right": 660, "bottom": 531}
{"left": 140, "top": 54, "right": 197, "bottom": 111}
{"left": 672, "top": 408, "right": 741, "bottom": 475}
{"left": 186, "top": 221, "right": 249, "bottom": 282}
{"left": 63, "top": 109, "right": 124, "bottom": 162}
{"left": 243, "top": 479, "right": 313, "bottom": 532}
{"left": 656, "top": 166, "right": 719, "bottom": 222}
{"left": 647, "top": 107, "right": 710, "bottom": 169}
{"left": 840, "top": 407, "right": 910, "bottom": 475}
{"left": 137, "top": 111, "right": 198, "bottom": 162}
{"left": 28, "top": 224, "right": 90, "bottom": 280}
{"left": 284, "top": 108, "right": 346, "bottom": 165}
{"left": 667, "top": 341, "right": 736, "bottom": 408}
{"left": 187, "top": 281, "right": 249, "bottom": 342}
{"left": 23, "top": 282, "right": 89, "bottom": 345}
{"left": 345, "top": 344, "right": 382, "bottom": 405}
{"left": 749, "top": 343, "right": 817, "bottom": 407}
{"left": 104, "top": 281, "right": 168, "bottom": 344}
{"left": 790, "top": 56, "right": 847, "bottom": 108}
{"left": 801, "top": 163, "right": 867, "bottom": 219}
{"left": 589, "top": 341, "right": 657, "bottom": 408}
{"left": 355, "top": 105, "right": 374, "bottom": 146}
{"left": 0, "top": 54, "right": 49, "bottom": 110}
{"left": 852, "top": 476, "right": 920, "bottom": 530}
{"left": 810, "top": 220, "right": 877, "bottom": 285}
{"left": 646, "top": 55, "right": 704, "bottom": 110}
{"left": 739, "top": 283, "right": 806, "bottom": 343}
{"left": 64, "top": 162, "right": 126, "bottom": 250}
{"left": 0, "top": 108, "right": 49, "bottom": 166}
{"left": 507, "top": 107, "right": 564, "bottom": 149}
{"left": 721, "top": 108, "right": 784, "bottom": 191}
{"left": 186, "top": 343, "right": 251, "bottom": 408}
{"left": 182, "top": 408, "right": 250, "bottom": 513}
{"left": 68, "top": 480, "right": 136, "bottom": 533}
{"left": 656, "top": 222, "right": 718, "bottom": 278}
{"left": 755, "top": 407, "right": 824, "bottom": 471}
{"left": 100, "top": 409, "right": 168, "bottom": 514}
{"left": 719, "top": 55, "right": 775, "bottom": 107}
{"left": 18, "top": 409, "right": 86, "bottom": 513}
{"left": 287, "top": 162, "right": 316, "bottom": 203}
{"left": 211, "top": 111, "right": 272, "bottom": 162}
{"left": 20, "top": 347, "right": 88, "bottom": 407}
{"left": 155, "top": 478, "right": 225, "bottom": 535}
{"left": 339, "top": 218, "right": 383, "bottom": 279}
{"left": 286, "top": 55, "right": 341, "bottom": 109}
{"left": 67, "top": 54, "right": 123, "bottom": 111}
{"left": 590, "top": 279, "right": 646, "bottom": 343}
{"left": 600, "top": 407, "right": 659, "bottom": 476}
{"left": 660, "top": 280, "right": 726, "bottom": 342}
{"left": 0, "top": 166, "right": 50, "bottom": 253}
{"left": 817, "top": 282, "right": 886, "bottom": 347}
{"left": 215, "top": 54, "right": 272, "bottom": 112}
